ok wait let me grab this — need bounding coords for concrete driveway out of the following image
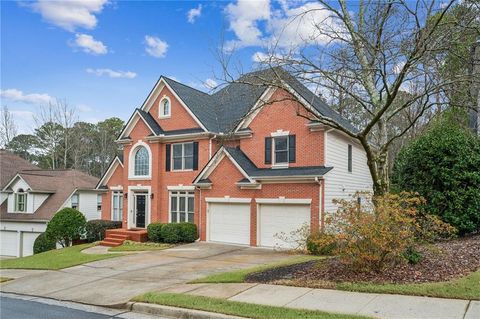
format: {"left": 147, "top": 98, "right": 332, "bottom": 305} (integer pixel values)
{"left": 0, "top": 242, "right": 294, "bottom": 307}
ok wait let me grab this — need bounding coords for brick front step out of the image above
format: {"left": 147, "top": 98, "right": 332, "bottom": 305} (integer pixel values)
{"left": 99, "top": 240, "right": 122, "bottom": 247}
{"left": 105, "top": 228, "right": 148, "bottom": 242}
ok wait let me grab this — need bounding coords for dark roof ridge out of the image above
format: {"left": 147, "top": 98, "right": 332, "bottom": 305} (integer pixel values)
{"left": 163, "top": 76, "right": 211, "bottom": 96}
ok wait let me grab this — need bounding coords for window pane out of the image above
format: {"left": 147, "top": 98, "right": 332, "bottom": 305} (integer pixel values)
{"left": 184, "top": 143, "right": 193, "bottom": 156}
{"left": 171, "top": 196, "right": 177, "bottom": 212}
{"left": 171, "top": 211, "right": 177, "bottom": 223}
{"left": 188, "top": 212, "right": 194, "bottom": 223}
{"left": 188, "top": 197, "right": 194, "bottom": 213}
{"left": 163, "top": 100, "right": 170, "bottom": 115}
{"left": 179, "top": 212, "right": 185, "bottom": 222}
{"left": 276, "top": 150, "right": 288, "bottom": 163}
{"left": 275, "top": 137, "right": 288, "bottom": 151}
{"left": 134, "top": 146, "right": 149, "bottom": 175}
{"left": 173, "top": 144, "right": 182, "bottom": 157}
{"left": 184, "top": 156, "right": 193, "bottom": 169}
{"left": 179, "top": 197, "right": 186, "bottom": 212}
{"left": 173, "top": 158, "right": 183, "bottom": 170}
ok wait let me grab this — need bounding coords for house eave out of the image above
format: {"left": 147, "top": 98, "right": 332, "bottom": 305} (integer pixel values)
{"left": 146, "top": 132, "right": 213, "bottom": 143}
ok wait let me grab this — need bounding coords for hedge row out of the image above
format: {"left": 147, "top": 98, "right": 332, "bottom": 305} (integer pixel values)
{"left": 147, "top": 222, "right": 198, "bottom": 243}
{"left": 85, "top": 219, "right": 123, "bottom": 242}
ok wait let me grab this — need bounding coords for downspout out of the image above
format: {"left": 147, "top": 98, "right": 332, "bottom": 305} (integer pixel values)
{"left": 209, "top": 135, "right": 217, "bottom": 159}
{"left": 315, "top": 177, "right": 323, "bottom": 232}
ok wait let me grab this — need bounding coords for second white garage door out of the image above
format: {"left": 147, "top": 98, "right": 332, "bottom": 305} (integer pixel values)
{"left": 258, "top": 203, "right": 310, "bottom": 249}
{"left": 208, "top": 202, "right": 250, "bottom": 245}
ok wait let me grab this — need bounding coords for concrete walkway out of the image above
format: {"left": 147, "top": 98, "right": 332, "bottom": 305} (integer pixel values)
{"left": 162, "top": 283, "right": 479, "bottom": 319}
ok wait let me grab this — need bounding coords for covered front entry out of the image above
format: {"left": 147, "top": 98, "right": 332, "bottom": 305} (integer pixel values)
{"left": 128, "top": 186, "right": 151, "bottom": 229}
{"left": 207, "top": 199, "right": 251, "bottom": 245}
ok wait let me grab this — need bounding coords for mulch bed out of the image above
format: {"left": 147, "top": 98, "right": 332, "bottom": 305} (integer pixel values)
{"left": 246, "top": 235, "right": 480, "bottom": 285}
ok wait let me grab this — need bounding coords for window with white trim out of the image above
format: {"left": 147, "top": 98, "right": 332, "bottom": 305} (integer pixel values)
{"left": 348, "top": 144, "right": 353, "bottom": 172}
{"left": 160, "top": 98, "right": 170, "bottom": 118}
{"left": 273, "top": 136, "right": 288, "bottom": 164}
{"left": 71, "top": 194, "right": 79, "bottom": 210}
{"left": 172, "top": 142, "right": 194, "bottom": 171}
{"left": 170, "top": 191, "right": 194, "bottom": 223}
{"left": 134, "top": 146, "right": 150, "bottom": 176}
{"left": 97, "top": 194, "right": 102, "bottom": 212}
{"left": 14, "top": 189, "right": 27, "bottom": 212}
{"left": 112, "top": 191, "right": 123, "bottom": 221}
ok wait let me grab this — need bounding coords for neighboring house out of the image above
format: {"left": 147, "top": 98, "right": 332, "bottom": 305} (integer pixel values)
{"left": 97, "top": 67, "right": 372, "bottom": 248}
{"left": 0, "top": 152, "right": 101, "bottom": 257}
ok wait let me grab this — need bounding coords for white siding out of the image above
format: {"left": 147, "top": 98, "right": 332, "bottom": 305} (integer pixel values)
{"left": 324, "top": 130, "right": 372, "bottom": 213}
{"left": 63, "top": 191, "right": 100, "bottom": 221}
{"left": 33, "top": 194, "right": 49, "bottom": 211}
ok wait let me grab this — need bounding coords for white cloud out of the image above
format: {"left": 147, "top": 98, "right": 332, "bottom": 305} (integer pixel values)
{"left": 204, "top": 78, "right": 218, "bottom": 89}
{"left": 225, "top": 0, "right": 341, "bottom": 50}
{"left": 29, "top": 0, "right": 108, "bottom": 32}
{"left": 72, "top": 33, "right": 108, "bottom": 55}
{"left": 393, "top": 61, "right": 406, "bottom": 75}
{"left": 77, "top": 104, "right": 93, "bottom": 112}
{"left": 86, "top": 68, "right": 137, "bottom": 79}
{"left": 252, "top": 51, "right": 284, "bottom": 63}
{"left": 187, "top": 4, "right": 202, "bottom": 23}
{"left": 225, "top": 0, "right": 271, "bottom": 49}
{"left": 0, "top": 89, "right": 54, "bottom": 104}
{"left": 144, "top": 35, "right": 168, "bottom": 58}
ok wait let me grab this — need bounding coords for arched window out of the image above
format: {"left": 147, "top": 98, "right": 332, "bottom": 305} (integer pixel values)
{"left": 15, "top": 188, "right": 27, "bottom": 212}
{"left": 134, "top": 146, "right": 149, "bottom": 176}
{"left": 160, "top": 98, "right": 170, "bottom": 118}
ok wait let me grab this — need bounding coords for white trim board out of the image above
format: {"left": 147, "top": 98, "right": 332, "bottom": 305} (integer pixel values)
{"left": 205, "top": 197, "right": 252, "bottom": 203}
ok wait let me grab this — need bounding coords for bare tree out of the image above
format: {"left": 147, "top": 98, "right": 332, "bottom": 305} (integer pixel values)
{"left": 0, "top": 105, "right": 17, "bottom": 148}
{"left": 54, "top": 99, "right": 78, "bottom": 169}
{"left": 218, "top": 0, "right": 479, "bottom": 196}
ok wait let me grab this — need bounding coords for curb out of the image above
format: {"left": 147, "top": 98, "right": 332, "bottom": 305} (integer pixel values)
{"left": 127, "top": 302, "right": 245, "bottom": 319}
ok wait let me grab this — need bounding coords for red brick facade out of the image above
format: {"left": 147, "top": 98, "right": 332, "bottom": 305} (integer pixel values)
{"left": 99, "top": 81, "right": 327, "bottom": 246}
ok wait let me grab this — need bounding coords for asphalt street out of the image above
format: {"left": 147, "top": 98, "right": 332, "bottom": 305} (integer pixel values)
{"left": 0, "top": 296, "right": 168, "bottom": 319}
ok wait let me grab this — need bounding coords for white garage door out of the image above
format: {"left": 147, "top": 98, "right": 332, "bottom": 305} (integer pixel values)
{"left": 23, "top": 232, "right": 42, "bottom": 257}
{"left": 0, "top": 230, "right": 18, "bottom": 257}
{"left": 208, "top": 202, "right": 250, "bottom": 245}
{"left": 258, "top": 203, "right": 310, "bottom": 249}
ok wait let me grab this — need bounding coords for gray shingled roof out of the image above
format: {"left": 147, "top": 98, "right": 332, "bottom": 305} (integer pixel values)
{"left": 224, "top": 147, "right": 332, "bottom": 178}
{"left": 160, "top": 67, "right": 357, "bottom": 133}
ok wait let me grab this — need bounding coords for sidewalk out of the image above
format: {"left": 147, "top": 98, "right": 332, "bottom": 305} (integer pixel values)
{"left": 160, "top": 283, "right": 479, "bottom": 319}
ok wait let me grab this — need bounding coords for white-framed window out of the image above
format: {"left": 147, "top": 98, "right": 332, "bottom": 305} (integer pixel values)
{"left": 134, "top": 146, "right": 150, "bottom": 176}
{"left": 170, "top": 191, "right": 194, "bottom": 223}
{"left": 348, "top": 144, "right": 353, "bottom": 173}
{"left": 172, "top": 142, "right": 194, "bottom": 171}
{"left": 97, "top": 194, "right": 102, "bottom": 212}
{"left": 71, "top": 193, "right": 79, "bottom": 210}
{"left": 14, "top": 189, "right": 27, "bottom": 212}
{"left": 273, "top": 136, "right": 289, "bottom": 165}
{"left": 159, "top": 97, "right": 171, "bottom": 118}
{"left": 112, "top": 191, "right": 123, "bottom": 221}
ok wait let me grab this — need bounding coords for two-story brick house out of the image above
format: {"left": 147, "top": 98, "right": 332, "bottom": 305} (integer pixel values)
{"left": 96, "top": 68, "right": 372, "bottom": 248}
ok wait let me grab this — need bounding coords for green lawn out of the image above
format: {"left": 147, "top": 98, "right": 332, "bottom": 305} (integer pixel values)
{"left": 109, "top": 241, "right": 172, "bottom": 252}
{"left": 336, "top": 270, "right": 480, "bottom": 300}
{"left": 0, "top": 244, "right": 122, "bottom": 270}
{"left": 133, "top": 292, "right": 371, "bottom": 319}
{"left": 190, "top": 255, "right": 323, "bottom": 284}
{"left": 0, "top": 277, "right": 12, "bottom": 283}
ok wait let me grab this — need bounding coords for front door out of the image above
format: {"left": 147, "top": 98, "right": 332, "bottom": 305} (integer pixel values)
{"left": 134, "top": 193, "right": 147, "bottom": 228}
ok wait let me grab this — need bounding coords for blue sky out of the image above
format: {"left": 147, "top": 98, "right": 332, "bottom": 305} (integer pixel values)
{"left": 1, "top": 0, "right": 339, "bottom": 133}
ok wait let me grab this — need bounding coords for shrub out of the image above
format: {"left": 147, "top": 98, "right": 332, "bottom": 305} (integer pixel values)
{"left": 33, "top": 232, "right": 56, "bottom": 254}
{"left": 85, "top": 219, "right": 122, "bottom": 242}
{"left": 329, "top": 192, "right": 455, "bottom": 272}
{"left": 393, "top": 115, "right": 480, "bottom": 235}
{"left": 45, "top": 208, "right": 86, "bottom": 247}
{"left": 161, "top": 223, "right": 198, "bottom": 244}
{"left": 147, "top": 223, "right": 164, "bottom": 242}
{"left": 403, "top": 246, "right": 422, "bottom": 265}
{"left": 306, "top": 232, "right": 337, "bottom": 255}
{"left": 178, "top": 222, "right": 198, "bottom": 243}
